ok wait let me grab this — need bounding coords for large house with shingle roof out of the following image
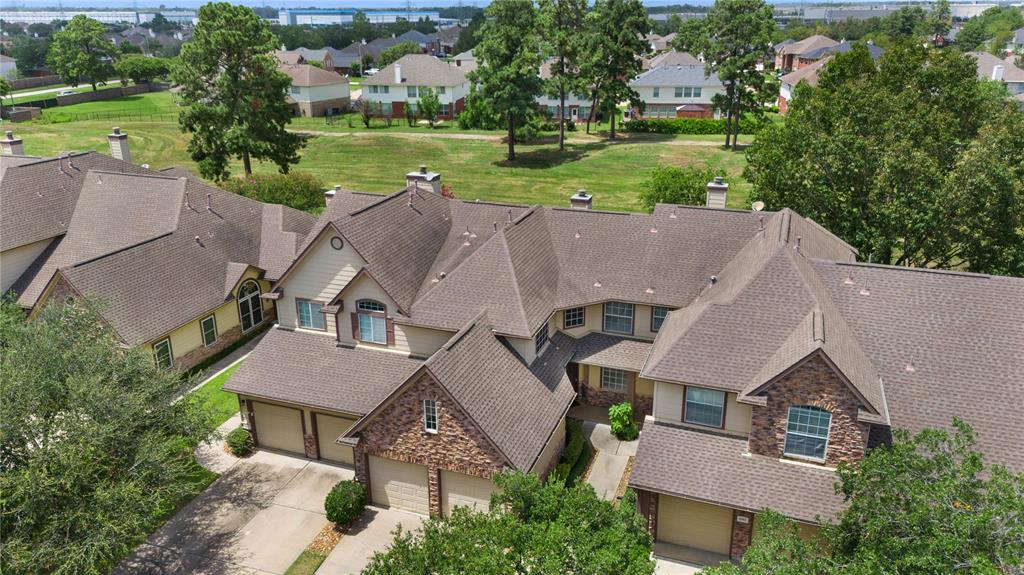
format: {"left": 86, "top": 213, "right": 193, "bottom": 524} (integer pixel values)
{"left": 361, "top": 54, "right": 470, "bottom": 120}
{"left": 629, "top": 57, "right": 725, "bottom": 119}
{"left": 774, "top": 35, "right": 839, "bottom": 71}
{"left": 0, "top": 129, "right": 317, "bottom": 371}
{"left": 222, "top": 165, "right": 1024, "bottom": 563}
{"left": 277, "top": 63, "right": 351, "bottom": 117}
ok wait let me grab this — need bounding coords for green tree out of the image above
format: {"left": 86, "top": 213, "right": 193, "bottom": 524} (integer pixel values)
{"left": 363, "top": 471, "right": 656, "bottom": 575}
{"left": 672, "top": 17, "right": 709, "bottom": 54}
{"left": 145, "top": 13, "right": 181, "bottom": 34}
{"left": 639, "top": 166, "right": 718, "bottom": 210}
{"left": 221, "top": 172, "right": 325, "bottom": 213}
{"left": 883, "top": 5, "right": 928, "bottom": 39}
{"left": 469, "top": 0, "right": 544, "bottom": 161}
{"left": 453, "top": 10, "right": 486, "bottom": 55}
{"left": 46, "top": 15, "right": 117, "bottom": 91}
{"left": 173, "top": 2, "right": 304, "bottom": 180}
{"left": 745, "top": 42, "right": 1024, "bottom": 274}
{"left": 927, "top": 0, "right": 952, "bottom": 36}
{"left": 0, "top": 77, "right": 11, "bottom": 112}
{"left": 701, "top": 510, "right": 827, "bottom": 575}
{"left": 583, "top": 0, "right": 650, "bottom": 140}
{"left": 418, "top": 87, "right": 441, "bottom": 127}
{"left": 0, "top": 301, "right": 216, "bottom": 574}
{"left": 9, "top": 36, "right": 50, "bottom": 74}
{"left": 115, "top": 54, "right": 170, "bottom": 84}
{"left": 539, "top": 0, "right": 588, "bottom": 150}
{"left": 703, "top": 0, "right": 776, "bottom": 149}
{"left": 379, "top": 40, "right": 422, "bottom": 68}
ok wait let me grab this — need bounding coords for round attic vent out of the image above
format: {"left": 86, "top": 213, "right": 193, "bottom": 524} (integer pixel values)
{"left": 330, "top": 236, "right": 344, "bottom": 250}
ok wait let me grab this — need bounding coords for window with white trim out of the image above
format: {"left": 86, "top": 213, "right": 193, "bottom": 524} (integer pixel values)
{"left": 369, "top": 85, "right": 379, "bottom": 94}
{"left": 651, "top": 306, "right": 669, "bottom": 332}
{"left": 407, "top": 86, "right": 418, "bottom": 97}
{"left": 357, "top": 300, "right": 387, "bottom": 344}
{"left": 563, "top": 306, "right": 585, "bottom": 329}
{"left": 438, "top": 86, "right": 446, "bottom": 94}
{"left": 603, "top": 302, "right": 634, "bottom": 334}
{"left": 290, "top": 86, "right": 301, "bottom": 95}
{"left": 296, "top": 299, "right": 326, "bottom": 330}
{"left": 153, "top": 338, "right": 173, "bottom": 369}
{"left": 238, "top": 280, "right": 263, "bottom": 332}
{"left": 600, "top": 367, "right": 628, "bottom": 392}
{"left": 674, "top": 86, "right": 683, "bottom": 98}
{"left": 784, "top": 406, "right": 832, "bottom": 461}
{"left": 684, "top": 387, "right": 725, "bottom": 427}
{"left": 653, "top": 87, "right": 660, "bottom": 98}
{"left": 422, "top": 399, "right": 438, "bottom": 433}
{"left": 201, "top": 315, "right": 217, "bottom": 347}
{"left": 534, "top": 322, "right": 549, "bottom": 353}
{"left": 381, "top": 86, "right": 389, "bottom": 94}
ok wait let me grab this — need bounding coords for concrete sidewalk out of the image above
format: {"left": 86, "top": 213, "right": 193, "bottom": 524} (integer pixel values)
{"left": 582, "top": 421, "right": 638, "bottom": 500}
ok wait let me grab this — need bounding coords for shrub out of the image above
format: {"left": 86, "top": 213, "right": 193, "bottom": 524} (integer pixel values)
{"left": 221, "top": 172, "right": 324, "bottom": 214}
{"left": 624, "top": 117, "right": 757, "bottom": 135}
{"left": 563, "top": 419, "right": 585, "bottom": 465}
{"left": 639, "top": 165, "right": 719, "bottom": 211}
{"left": 225, "top": 427, "right": 253, "bottom": 457}
{"left": 609, "top": 402, "right": 638, "bottom": 441}
{"left": 325, "top": 480, "right": 367, "bottom": 526}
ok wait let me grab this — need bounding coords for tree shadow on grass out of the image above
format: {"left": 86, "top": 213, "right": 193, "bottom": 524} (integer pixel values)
{"left": 494, "top": 141, "right": 613, "bottom": 169}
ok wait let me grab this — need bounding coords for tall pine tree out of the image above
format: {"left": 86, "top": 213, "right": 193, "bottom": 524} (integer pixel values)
{"left": 583, "top": 0, "right": 649, "bottom": 140}
{"left": 539, "top": 0, "right": 587, "bottom": 150}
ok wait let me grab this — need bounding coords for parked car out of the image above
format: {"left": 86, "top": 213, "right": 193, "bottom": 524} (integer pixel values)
{"left": 364, "top": 68, "right": 379, "bottom": 77}
{"left": 57, "top": 90, "right": 76, "bottom": 96}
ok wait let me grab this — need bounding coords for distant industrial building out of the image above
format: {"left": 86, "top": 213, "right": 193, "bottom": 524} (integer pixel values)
{"left": 0, "top": 9, "right": 196, "bottom": 25}
{"left": 790, "top": 3, "right": 1001, "bottom": 24}
{"left": 278, "top": 9, "right": 444, "bottom": 27}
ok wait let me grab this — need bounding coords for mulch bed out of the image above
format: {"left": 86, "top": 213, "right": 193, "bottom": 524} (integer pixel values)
{"left": 308, "top": 522, "right": 345, "bottom": 555}
{"left": 614, "top": 456, "right": 636, "bottom": 503}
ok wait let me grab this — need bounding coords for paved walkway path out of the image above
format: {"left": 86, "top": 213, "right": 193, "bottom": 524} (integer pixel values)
{"left": 290, "top": 129, "right": 731, "bottom": 147}
{"left": 582, "top": 421, "right": 638, "bottom": 501}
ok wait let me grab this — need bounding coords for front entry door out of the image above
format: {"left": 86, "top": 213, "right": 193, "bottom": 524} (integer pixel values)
{"left": 566, "top": 361, "right": 580, "bottom": 392}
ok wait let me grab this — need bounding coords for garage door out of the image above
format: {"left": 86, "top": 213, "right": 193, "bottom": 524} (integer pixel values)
{"left": 441, "top": 470, "right": 497, "bottom": 516}
{"left": 252, "top": 401, "right": 305, "bottom": 455}
{"left": 315, "top": 413, "right": 356, "bottom": 465}
{"left": 369, "top": 456, "right": 429, "bottom": 515}
{"left": 657, "top": 496, "right": 733, "bottom": 555}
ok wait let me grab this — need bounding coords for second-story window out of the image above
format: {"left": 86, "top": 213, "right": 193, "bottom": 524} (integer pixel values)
{"left": 684, "top": 387, "right": 725, "bottom": 428}
{"left": 422, "top": 399, "right": 438, "bottom": 433}
{"left": 674, "top": 86, "right": 683, "bottom": 98}
{"left": 651, "top": 306, "right": 669, "bottom": 332}
{"left": 369, "top": 85, "right": 379, "bottom": 94}
{"left": 534, "top": 322, "right": 549, "bottom": 353}
{"left": 438, "top": 86, "right": 446, "bottom": 94}
{"left": 407, "top": 85, "right": 418, "bottom": 97}
{"left": 603, "top": 302, "right": 634, "bottom": 334}
{"left": 784, "top": 406, "right": 832, "bottom": 461}
{"left": 356, "top": 300, "right": 387, "bottom": 344}
{"left": 296, "top": 299, "right": 326, "bottom": 331}
{"left": 563, "top": 306, "right": 585, "bottom": 329}
{"left": 653, "top": 86, "right": 660, "bottom": 98}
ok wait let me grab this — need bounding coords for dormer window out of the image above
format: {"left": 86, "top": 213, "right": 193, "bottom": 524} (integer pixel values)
{"left": 356, "top": 300, "right": 387, "bottom": 345}
{"left": 784, "top": 406, "right": 832, "bottom": 461}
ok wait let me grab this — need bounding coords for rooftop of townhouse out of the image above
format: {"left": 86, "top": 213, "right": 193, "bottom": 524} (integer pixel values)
{"left": 362, "top": 54, "right": 469, "bottom": 87}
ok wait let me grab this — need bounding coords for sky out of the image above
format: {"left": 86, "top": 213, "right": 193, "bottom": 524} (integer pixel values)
{"left": 2, "top": 0, "right": 729, "bottom": 9}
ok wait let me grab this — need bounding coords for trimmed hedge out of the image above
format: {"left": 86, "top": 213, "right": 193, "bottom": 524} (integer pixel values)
{"left": 624, "top": 118, "right": 754, "bottom": 135}
{"left": 225, "top": 427, "right": 253, "bottom": 457}
{"left": 551, "top": 419, "right": 591, "bottom": 487}
{"left": 325, "top": 480, "right": 367, "bottom": 526}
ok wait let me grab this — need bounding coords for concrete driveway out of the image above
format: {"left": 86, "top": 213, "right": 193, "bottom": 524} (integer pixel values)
{"left": 116, "top": 451, "right": 353, "bottom": 575}
{"left": 316, "top": 506, "right": 424, "bottom": 575}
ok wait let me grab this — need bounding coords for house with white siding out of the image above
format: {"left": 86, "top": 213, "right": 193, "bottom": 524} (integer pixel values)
{"left": 360, "top": 54, "right": 469, "bottom": 120}
{"left": 629, "top": 59, "right": 724, "bottom": 119}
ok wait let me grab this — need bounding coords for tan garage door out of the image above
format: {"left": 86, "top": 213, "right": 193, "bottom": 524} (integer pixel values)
{"left": 657, "top": 496, "right": 733, "bottom": 556}
{"left": 441, "top": 470, "right": 497, "bottom": 516}
{"left": 315, "top": 413, "right": 356, "bottom": 465}
{"left": 252, "top": 401, "right": 305, "bottom": 455}
{"left": 369, "top": 456, "right": 429, "bottom": 515}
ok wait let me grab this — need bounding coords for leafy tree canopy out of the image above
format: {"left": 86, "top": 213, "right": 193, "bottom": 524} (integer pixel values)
{"left": 9, "top": 36, "right": 50, "bottom": 74}
{"left": 0, "top": 301, "right": 216, "bottom": 574}
{"left": 173, "top": 2, "right": 304, "bottom": 180}
{"left": 639, "top": 166, "right": 719, "bottom": 210}
{"left": 955, "top": 6, "right": 1024, "bottom": 52}
{"left": 363, "top": 471, "right": 656, "bottom": 575}
{"left": 745, "top": 42, "right": 1024, "bottom": 275}
{"left": 539, "top": 0, "right": 588, "bottom": 149}
{"left": 379, "top": 40, "right": 422, "bottom": 68}
{"left": 581, "top": 0, "right": 650, "bottom": 139}
{"left": 702, "top": 421, "right": 1024, "bottom": 575}
{"left": 452, "top": 10, "right": 486, "bottom": 55}
{"left": 115, "top": 55, "right": 170, "bottom": 84}
{"left": 417, "top": 87, "right": 441, "bottom": 127}
{"left": 46, "top": 15, "right": 117, "bottom": 91}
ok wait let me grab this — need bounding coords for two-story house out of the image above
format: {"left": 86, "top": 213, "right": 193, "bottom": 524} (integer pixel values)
{"left": 277, "top": 63, "right": 351, "bottom": 117}
{"left": 774, "top": 35, "right": 838, "bottom": 71}
{"left": 225, "top": 166, "right": 1024, "bottom": 565}
{"left": 0, "top": 129, "right": 316, "bottom": 370}
{"left": 537, "top": 58, "right": 593, "bottom": 123}
{"left": 360, "top": 54, "right": 470, "bottom": 120}
{"left": 629, "top": 60, "right": 725, "bottom": 119}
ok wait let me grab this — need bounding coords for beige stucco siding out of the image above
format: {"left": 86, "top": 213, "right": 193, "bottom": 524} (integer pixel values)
{"left": 553, "top": 302, "right": 666, "bottom": 340}
{"left": 0, "top": 238, "right": 52, "bottom": 294}
{"left": 530, "top": 416, "right": 566, "bottom": 476}
{"left": 505, "top": 335, "right": 536, "bottom": 365}
{"left": 653, "top": 381, "right": 750, "bottom": 437}
{"left": 277, "top": 230, "right": 366, "bottom": 335}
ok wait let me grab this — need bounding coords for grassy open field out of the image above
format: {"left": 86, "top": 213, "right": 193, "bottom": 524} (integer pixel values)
{"left": 7, "top": 81, "right": 126, "bottom": 106}
{"left": 12, "top": 90, "right": 754, "bottom": 211}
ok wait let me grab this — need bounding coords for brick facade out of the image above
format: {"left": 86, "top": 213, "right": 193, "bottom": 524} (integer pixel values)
{"left": 637, "top": 489, "right": 659, "bottom": 537}
{"left": 353, "top": 371, "right": 507, "bottom": 516}
{"left": 748, "top": 353, "right": 870, "bottom": 466}
{"left": 730, "top": 510, "right": 754, "bottom": 558}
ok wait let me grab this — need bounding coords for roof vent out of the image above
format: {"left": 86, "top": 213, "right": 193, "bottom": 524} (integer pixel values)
{"left": 905, "top": 359, "right": 916, "bottom": 373}
{"left": 710, "top": 275, "right": 718, "bottom": 285}
{"left": 206, "top": 192, "right": 212, "bottom": 212}
{"left": 859, "top": 282, "right": 870, "bottom": 296}
{"left": 669, "top": 209, "right": 677, "bottom": 219}
{"left": 593, "top": 280, "right": 602, "bottom": 288}
{"left": 570, "top": 189, "right": 593, "bottom": 210}
{"left": 645, "top": 287, "right": 654, "bottom": 294}
{"left": 843, "top": 272, "right": 855, "bottom": 285}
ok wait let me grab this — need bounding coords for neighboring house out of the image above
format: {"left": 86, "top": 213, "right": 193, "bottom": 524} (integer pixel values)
{"left": 629, "top": 59, "right": 725, "bottom": 119}
{"left": 361, "top": 54, "right": 469, "bottom": 120}
{"left": 453, "top": 49, "right": 476, "bottom": 69}
{"left": 798, "top": 40, "right": 883, "bottom": 63}
{"left": 277, "top": 64, "right": 351, "bottom": 117}
{"left": 645, "top": 33, "right": 677, "bottom": 52}
{"left": 0, "top": 54, "right": 16, "bottom": 80}
{"left": 969, "top": 51, "right": 1024, "bottom": 96}
{"left": 0, "top": 129, "right": 317, "bottom": 371}
{"left": 774, "top": 35, "right": 838, "bottom": 70}
{"left": 224, "top": 167, "right": 1024, "bottom": 563}
{"left": 643, "top": 50, "right": 701, "bottom": 71}
{"left": 275, "top": 47, "right": 349, "bottom": 73}
{"left": 394, "top": 29, "right": 435, "bottom": 51}
{"left": 339, "top": 36, "right": 405, "bottom": 68}
{"left": 434, "top": 25, "right": 463, "bottom": 56}
{"left": 537, "top": 58, "right": 592, "bottom": 122}
{"left": 777, "top": 42, "right": 884, "bottom": 114}
{"left": 1010, "top": 27, "right": 1024, "bottom": 52}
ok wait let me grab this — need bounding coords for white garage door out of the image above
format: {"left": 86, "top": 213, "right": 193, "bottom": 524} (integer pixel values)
{"left": 657, "top": 496, "right": 733, "bottom": 556}
{"left": 441, "top": 470, "right": 497, "bottom": 516}
{"left": 315, "top": 413, "right": 356, "bottom": 465}
{"left": 369, "top": 456, "right": 429, "bottom": 515}
{"left": 252, "top": 401, "right": 305, "bottom": 455}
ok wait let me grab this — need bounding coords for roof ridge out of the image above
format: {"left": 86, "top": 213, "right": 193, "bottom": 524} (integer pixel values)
{"left": 497, "top": 231, "right": 532, "bottom": 336}
{"left": 833, "top": 260, "right": 995, "bottom": 279}
{"left": 86, "top": 169, "right": 182, "bottom": 181}
{"left": 345, "top": 187, "right": 412, "bottom": 217}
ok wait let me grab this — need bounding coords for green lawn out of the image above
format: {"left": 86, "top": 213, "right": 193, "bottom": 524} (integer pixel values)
{"left": 13, "top": 116, "right": 752, "bottom": 211}
{"left": 191, "top": 363, "right": 243, "bottom": 425}
{"left": 284, "top": 550, "right": 328, "bottom": 575}
{"left": 29, "top": 90, "right": 180, "bottom": 122}
{"left": 7, "top": 81, "right": 125, "bottom": 106}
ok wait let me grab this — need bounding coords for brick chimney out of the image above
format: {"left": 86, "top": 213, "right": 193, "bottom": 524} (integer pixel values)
{"left": 406, "top": 165, "right": 441, "bottom": 194}
{"left": 1, "top": 131, "right": 24, "bottom": 155}
{"left": 706, "top": 176, "right": 728, "bottom": 209}
{"left": 569, "top": 189, "right": 593, "bottom": 209}
{"left": 107, "top": 127, "right": 131, "bottom": 162}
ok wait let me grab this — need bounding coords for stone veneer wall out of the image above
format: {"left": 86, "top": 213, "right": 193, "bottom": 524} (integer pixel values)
{"left": 353, "top": 371, "right": 507, "bottom": 516}
{"left": 175, "top": 309, "right": 276, "bottom": 370}
{"left": 579, "top": 380, "right": 654, "bottom": 419}
{"left": 730, "top": 510, "right": 754, "bottom": 558}
{"left": 748, "top": 354, "right": 870, "bottom": 466}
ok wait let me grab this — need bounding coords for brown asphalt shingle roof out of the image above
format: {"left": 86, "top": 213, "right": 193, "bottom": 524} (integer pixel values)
{"left": 223, "top": 326, "right": 423, "bottom": 415}
{"left": 362, "top": 54, "right": 469, "bottom": 87}
{"left": 572, "top": 333, "right": 653, "bottom": 372}
{"left": 779, "top": 35, "right": 838, "bottom": 57}
{"left": 630, "top": 423, "right": 845, "bottom": 524}
{"left": 277, "top": 63, "right": 348, "bottom": 87}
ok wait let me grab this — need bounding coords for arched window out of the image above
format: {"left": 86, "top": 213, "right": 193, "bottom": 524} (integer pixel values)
{"left": 784, "top": 406, "right": 832, "bottom": 461}
{"left": 238, "top": 280, "right": 263, "bottom": 332}
{"left": 355, "top": 299, "right": 387, "bottom": 345}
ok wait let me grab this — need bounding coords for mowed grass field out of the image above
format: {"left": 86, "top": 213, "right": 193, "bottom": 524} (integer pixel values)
{"left": 14, "top": 96, "right": 753, "bottom": 212}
